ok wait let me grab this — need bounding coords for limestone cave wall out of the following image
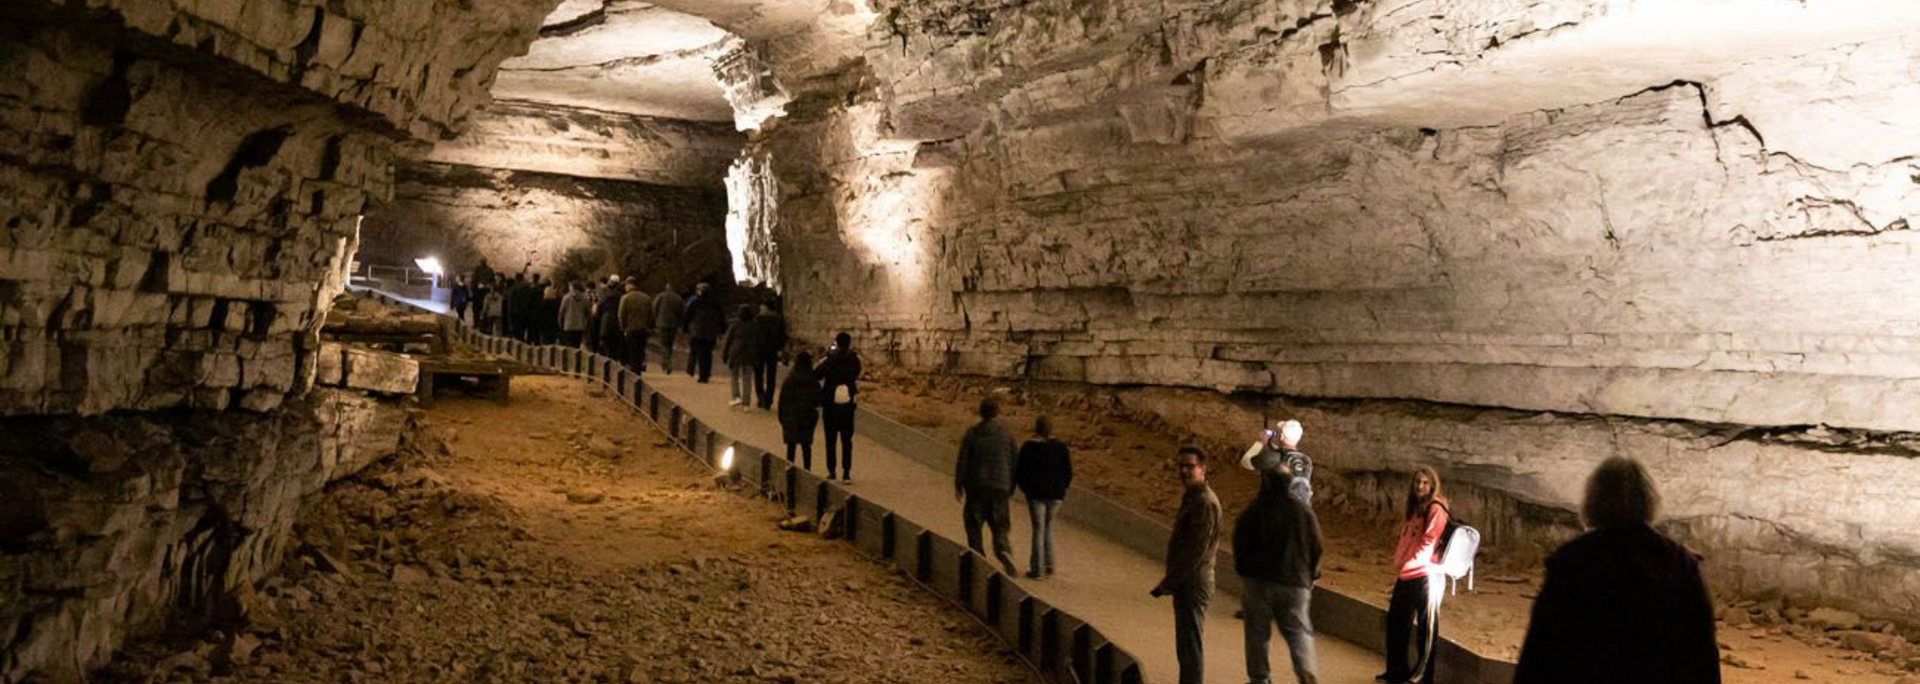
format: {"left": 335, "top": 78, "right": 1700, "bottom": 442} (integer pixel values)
{"left": 1, "top": 0, "right": 550, "bottom": 678}
{"left": 748, "top": 0, "right": 1920, "bottom": 621}
{"left": 359, "top": 102, "right": 740, "bottom": 289}
{"left": 0, "top": 382, "right": 414, "bottom": 683}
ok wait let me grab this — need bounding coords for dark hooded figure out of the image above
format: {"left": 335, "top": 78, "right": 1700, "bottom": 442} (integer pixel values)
{"left": 1512, "top": 457, "right": 1721, "bottom": 684}
{"left": 776, "top": 351, "right": 822, "bottom": 471}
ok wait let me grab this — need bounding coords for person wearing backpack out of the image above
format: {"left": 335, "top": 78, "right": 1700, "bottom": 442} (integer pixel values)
{"left": 1378, "top": 466, "right": 1448, "bottom": 684}
{"left": 1240, "top": 419, "right": 1313, "bottom": 506}
{"left": 815, "top": 332, "right": 862, "bottom": 483}
{"left": 1234, "top": 458, "right": 1323, "bottom": 684}
{"left": 1512, "top": 457, "right": 1721, "bottom": 684}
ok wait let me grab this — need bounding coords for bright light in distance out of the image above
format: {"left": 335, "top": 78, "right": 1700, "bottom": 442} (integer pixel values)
{"left": 720, "top": 446, "right": 736, "bottom": 471}
{"left": 414, "top": 256, "right": 444, "bottom": 277}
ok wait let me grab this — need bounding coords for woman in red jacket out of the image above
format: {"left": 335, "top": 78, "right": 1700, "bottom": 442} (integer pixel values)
{"left": 1378, "top": 466, "right": 1448, "bottom": 684}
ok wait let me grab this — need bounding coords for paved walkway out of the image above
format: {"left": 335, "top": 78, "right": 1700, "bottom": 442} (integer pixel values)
{"left": 637, "top": 362, "right": 1383, "bottom": 684}
{"left": 356, "top": 287, "right": 1385, "bottom": 683}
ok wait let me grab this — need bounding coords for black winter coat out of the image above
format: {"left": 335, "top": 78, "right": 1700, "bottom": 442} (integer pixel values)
{"left": 1512, "top": 524, "right": 1721, "bottom": 684}
{"left": 596, "top": 299, "right": 621, "bottom": 339}
{"left": 1014, "top": 439, "right": 1073, "bottom": 500}
{"left": 1232, "top": 470, "right": 1323, "bottom": 588}
{"left": 752, "top": 311, "right": 787, "bottom": 361}
{"left": 685, "top": 296, "right": 725, "bottom": 340}
{"left": 776, "top": 367, "right": 822, "bottom": 444}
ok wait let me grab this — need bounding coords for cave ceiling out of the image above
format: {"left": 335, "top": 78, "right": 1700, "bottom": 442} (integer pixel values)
{"left": 488, "top": 0, "right": 869, "bottom": 122}
{"left": 491, "top": 0, "right": 1920, "bottom": 169}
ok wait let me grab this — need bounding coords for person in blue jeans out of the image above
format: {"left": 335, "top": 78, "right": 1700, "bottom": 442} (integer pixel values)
{"left": 1013, "top": 416, "right": 1072, "bottom": 579}
{"left": 1235, "top": 460, "right": 1323, "bottom": 684}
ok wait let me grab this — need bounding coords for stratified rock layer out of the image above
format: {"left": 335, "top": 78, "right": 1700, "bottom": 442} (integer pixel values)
{"left": 0, "top": 385, "right": 413, "bottom": 683}
{"left": 739, "top": 0, "right": 1920, "bottom": 623}
{"left": 0, "top": 0, "right": 541, "bottom": 679}
{"left": 0, "top": 15, "right": 388, "bottom": 416}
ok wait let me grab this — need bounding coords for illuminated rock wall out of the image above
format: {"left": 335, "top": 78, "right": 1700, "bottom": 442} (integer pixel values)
{"left": 358, "top": 102, "right": 739, "bottom": 287}
{"left": 359, "top": 161, "right": 732, "bottom": 290}
{"left": 756, "top": 0, "right": 1920, "bottom": 620}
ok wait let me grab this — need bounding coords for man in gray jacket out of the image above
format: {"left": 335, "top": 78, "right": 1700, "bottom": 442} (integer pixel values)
{"left": 651, "top": 283, "right": 684, "bottom": 373}
{"left": 954, "top": 397, "right": 1019, "bottom": 575}
{"left": 558, "top": 282, "right": 591, "bottom": 348}
{"left": 617, "top": 279, "right": 651, "bottom": 373}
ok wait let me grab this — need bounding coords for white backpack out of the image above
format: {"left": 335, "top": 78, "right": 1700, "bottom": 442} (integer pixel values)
{"left": 1431, "top": 503, "right": 1482, "bottom": 594}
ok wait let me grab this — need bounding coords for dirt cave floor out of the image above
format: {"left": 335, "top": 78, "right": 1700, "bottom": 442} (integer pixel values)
{"left": 98, "top": 376, "right": 1044, "bottom": 684}
{"left": 855, "top": 368, "right": 1920, "bottom": 684}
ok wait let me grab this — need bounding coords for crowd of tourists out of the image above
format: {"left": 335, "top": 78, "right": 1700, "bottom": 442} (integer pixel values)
{"left": 442, "top": 257, "right": 1720, "bottom": 684}
{"left": 447, "top": 259, "right": 868, "bottom": 484}
{"left": 952, "top": 404, "right": 1718, "bottom": 684}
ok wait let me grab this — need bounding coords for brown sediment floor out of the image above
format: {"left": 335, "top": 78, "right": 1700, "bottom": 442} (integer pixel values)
{"left": 98, "top": 376, "right": 1042, "bottom": 684}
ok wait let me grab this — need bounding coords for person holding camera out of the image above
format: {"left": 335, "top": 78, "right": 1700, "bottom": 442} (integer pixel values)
{"left": 1152, "top": 446, "right": 1221, "bottom": 684}
{"left": 1243, "top": 419, "right": 1313, "bottom": 506}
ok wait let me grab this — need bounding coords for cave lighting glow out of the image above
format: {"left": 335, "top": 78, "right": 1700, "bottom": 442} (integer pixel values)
{"left": 720, "top": 446, "right": 736, "bottom": 471}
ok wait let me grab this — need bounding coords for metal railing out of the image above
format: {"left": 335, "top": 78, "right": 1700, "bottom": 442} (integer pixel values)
{"left": 350, "top": 262, "right": 438, "bottom": 287}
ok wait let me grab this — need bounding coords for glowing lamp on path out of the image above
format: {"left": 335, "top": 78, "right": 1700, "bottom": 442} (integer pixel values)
{"left": 414, "top": 256, "right": 444, "bottom": 277}
{"left": 720, "top": 446, "right": 736, "bottom": 471}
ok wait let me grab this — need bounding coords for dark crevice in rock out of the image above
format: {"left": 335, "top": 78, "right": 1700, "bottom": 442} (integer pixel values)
{"left": 539, "top": 1, "right": 609, "bottom": 38}
{"left": 288, "top": 7, "right": 325, "bottom": 84}
{"left": 67, "top": 182, "right": 114, "bottom": 228}
{"left": 80, "top": 54, "right": 135, "bottom": 127}
{"left": 318, "top": 135, "right": 343, "bottom": 181}
{"left": 1266, "top": 390, "right": 1920, "bottom": 460}
{"left": 205, "top": 126, "right": 293, "bottom": 204}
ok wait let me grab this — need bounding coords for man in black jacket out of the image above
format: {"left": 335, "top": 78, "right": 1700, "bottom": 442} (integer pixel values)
{"left": 682, "top": 283, "right": 724, "bottom": 382}
{"left": 750, "top": 302, "right": 786, "bottom": 409}
{"left": 1235, "top": 463, "right": 1323, "bottom": 684}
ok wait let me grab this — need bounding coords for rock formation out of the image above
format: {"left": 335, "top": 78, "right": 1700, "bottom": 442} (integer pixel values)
{"left": 0, "top": 0, "right": 540, "bottom": 677}
{"left": 358, "top": 103, "right": 738, "bottom": 288}
{"left": 356, "top": 2, "right": 743, "bottom": 289}
{"left": 7, "top": 0, "right": 1920, "bottom": 676}
{"left": 721, "top": 0, "right": 1920, "bottom": 624}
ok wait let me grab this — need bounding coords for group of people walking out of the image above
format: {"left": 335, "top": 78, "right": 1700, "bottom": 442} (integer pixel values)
{"left": 451, "top": 260, "right": 754, "bottom": 385}
{"left": 952, "top": 398, "right": 1077, "bottom": 579}
{"left": 452, "top": 260, "right": 875, "bottom": 485}
{"left": 451, "top": 259, "right": 1719, "bottom": 684}
{"left": 1151, "top": 419, "right": 1719, "bottom": 684}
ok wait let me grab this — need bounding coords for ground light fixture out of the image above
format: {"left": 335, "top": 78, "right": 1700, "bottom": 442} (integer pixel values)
{"left": 713, "top": 445, "right": 741, "bottom": 488}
